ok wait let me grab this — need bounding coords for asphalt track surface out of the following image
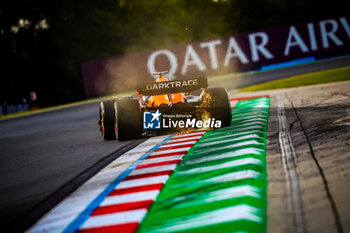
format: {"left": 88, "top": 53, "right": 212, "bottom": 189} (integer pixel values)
{"left": 0, "top": 55, "right": 349, "bottom": 233}
{"left": 0, "top": 105, "right": 147, "bottom": 233}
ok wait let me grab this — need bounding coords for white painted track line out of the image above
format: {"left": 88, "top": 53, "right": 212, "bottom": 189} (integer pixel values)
{"left": 100, "top": 190, "right": 160, "bottom": 206}
{"left": 129, "top": 164, "right": 177, "bottom": 176}
{"left": 139, "top": 155, "right": 184, "bottom": 165}
{"left": 151, "top": 147, "right": 191, "bottom": 156}
{"left": 115, "top": 175, "right": 170, "bottom": 190}
{"left": 80, "top": 209, "right": 147, "bottom": 229}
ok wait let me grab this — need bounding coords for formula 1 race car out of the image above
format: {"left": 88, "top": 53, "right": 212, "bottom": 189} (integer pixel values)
{"left": 98, "top": 71, "right": 231, "bottom": 140}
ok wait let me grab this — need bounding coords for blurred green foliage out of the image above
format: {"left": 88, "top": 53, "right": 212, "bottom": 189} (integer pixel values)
{"left": 0, "top": 0, "right": 347, "bottom": 106}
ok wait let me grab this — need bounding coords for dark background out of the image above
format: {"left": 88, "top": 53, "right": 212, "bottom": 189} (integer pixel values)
{"left": 0, "top": 0, "right": 348, "bottom": 107}
{"left": 82, "top": 16, "right": 350, "bottom": 97}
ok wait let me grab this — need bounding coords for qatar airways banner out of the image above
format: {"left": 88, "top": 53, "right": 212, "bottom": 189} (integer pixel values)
{"left": 83, "top": 16, "right": 350, "bottom": 97}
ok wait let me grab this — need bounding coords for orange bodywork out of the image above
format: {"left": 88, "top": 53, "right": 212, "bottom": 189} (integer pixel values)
{"left": 147, "top": 93, "right": 186, "bottom": 107}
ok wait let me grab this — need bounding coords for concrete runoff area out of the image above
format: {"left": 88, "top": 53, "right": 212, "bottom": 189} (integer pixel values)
{"left": 233, "top": 81, "right": 350, "bottom": 233}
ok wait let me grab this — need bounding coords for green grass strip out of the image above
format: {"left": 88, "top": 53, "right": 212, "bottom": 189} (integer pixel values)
{"left": 137, "top": 97, "right": 270, "bottom": 233}
{"left": 238, "top": 65, "right": 350, "bottom": 92}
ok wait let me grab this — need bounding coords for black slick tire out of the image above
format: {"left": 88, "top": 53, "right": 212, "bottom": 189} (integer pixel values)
{"left": 206, "top": 88, "right": 232, "bottom": 128}
{"left": 99, "top": 101, "right": 116, "bottom": 140}
{"left": 115, "top": 99, "right": 143, "bottom": 140}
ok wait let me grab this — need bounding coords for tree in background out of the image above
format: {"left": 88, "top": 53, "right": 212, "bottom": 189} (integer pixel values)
{"left": 0, "top": 0, "right": 347, "bottom": 107}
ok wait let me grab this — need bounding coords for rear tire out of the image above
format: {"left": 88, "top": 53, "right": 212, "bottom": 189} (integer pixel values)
{"left": 115, "top": 99, "right": 143, "bottom": 140}
{"left": 99, "top": 101, "right": 116, "bottom": 140}
{"left": 206, "top": 88, "right": 232, "bottom": 128}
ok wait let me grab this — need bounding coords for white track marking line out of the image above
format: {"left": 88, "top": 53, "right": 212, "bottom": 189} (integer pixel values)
{"left": 276, "top": 95, "right": 307, "bottom": 233}
{"left": 80, "top": 209, "right": 147, "bottom": 230}
{"left": 101, "top": 190, "right": 160, "bottom": 206}
{"left": 140, "top": 155, "right": 185, "bottom": 165}
{"left": 129, "top": 164, "right": 177, "bottom": 176}
{"left": 106, "top": 152, "right": 146, "bottom": 167}
{"left": 151, "top": 147, "right": 191, "bottom": 156}
{"left": 116, "top": 175, "right": 170, "bottom": 190}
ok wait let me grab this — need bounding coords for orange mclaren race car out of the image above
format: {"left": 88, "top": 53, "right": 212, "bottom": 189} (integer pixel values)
{"left": 98, "top": 71, "right": 231, "bottom": 140}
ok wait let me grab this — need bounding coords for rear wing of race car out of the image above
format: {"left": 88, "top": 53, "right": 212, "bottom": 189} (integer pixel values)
{"left": 137, "top": 77, "right": 208, "bottom": 96}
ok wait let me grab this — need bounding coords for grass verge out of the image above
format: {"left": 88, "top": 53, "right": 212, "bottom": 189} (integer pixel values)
{"left": 238, "top": 65, "right": 350, "bottom": 92}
